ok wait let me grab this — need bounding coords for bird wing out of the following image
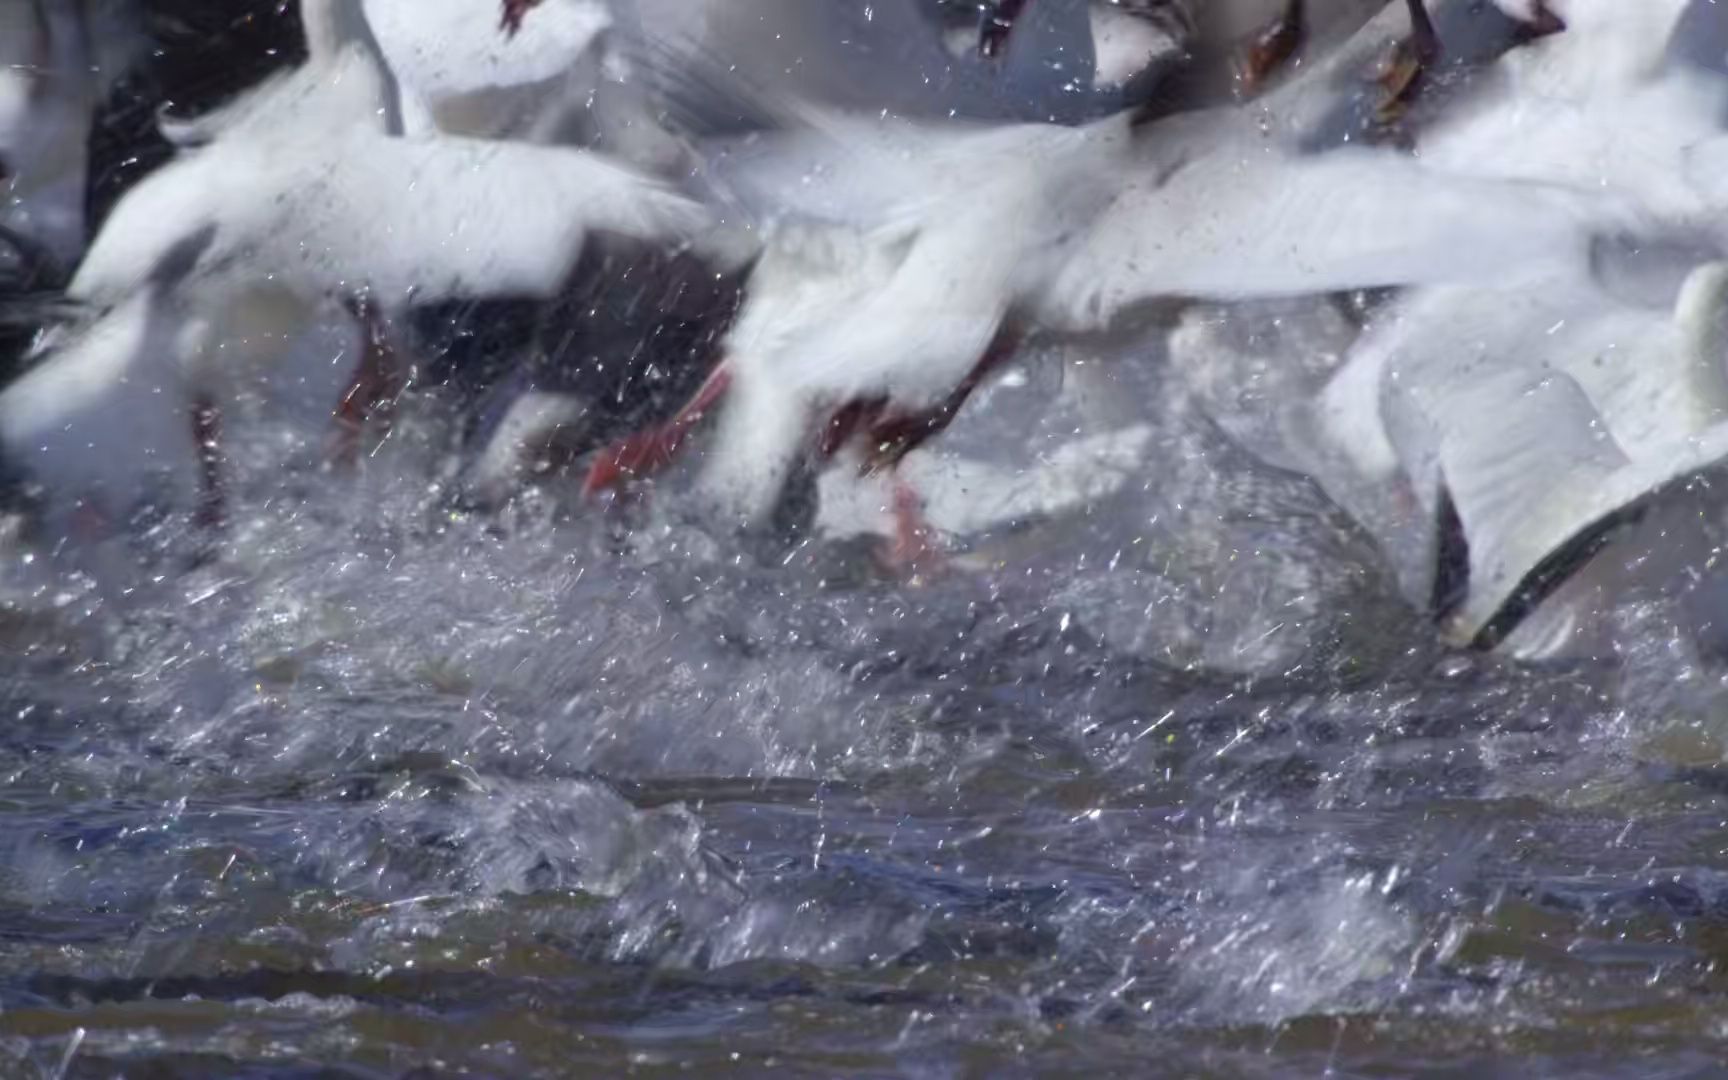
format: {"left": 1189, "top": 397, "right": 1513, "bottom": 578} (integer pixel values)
{"left": 639, "top": 0, "right": 962, "bottom": 118}
{"left": 1042, "top": 145, "right": 1601, "bottom": 333}
{"left": 693, "top": 113, "right": 1000, "bottom": 230}
{"left": 1335, "top": 266, "right": 1728, "bottom": 644}
{"left": 1430, "top": 362, "right": 1635, "bottom": 643}
{"left": 78, "top": 131, "right": 714, "bottom": 306}
{"left": 67, "top": 148, "right": 227, "bottom": 304}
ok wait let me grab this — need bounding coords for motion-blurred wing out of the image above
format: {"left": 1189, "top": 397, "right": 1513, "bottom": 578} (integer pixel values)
{"left": 253, "top": 132, "right": 715, "bottom": 302}
{"left": 1045, "top": 147, "right": 1600, "bottom": 330}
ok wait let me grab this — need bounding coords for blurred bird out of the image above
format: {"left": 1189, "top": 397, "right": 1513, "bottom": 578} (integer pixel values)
{"left": 1295, "top": 0, "right": 1728, "bottom": 654}
{"left": 0, "top": 0, "right": 713, "bottom": 540}
{"left": 579, "top": 57, "right": 1608, "bottom": 561}
{"left": 0, "top": 0, "right": 139, "bottom": 283}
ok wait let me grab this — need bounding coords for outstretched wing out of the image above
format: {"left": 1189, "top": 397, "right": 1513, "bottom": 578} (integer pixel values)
{"left": 77, "top": 130, "right": 715, "bottom": 306}
{"left": 1044, "top": 144, "right": 1604, "bottom": 332}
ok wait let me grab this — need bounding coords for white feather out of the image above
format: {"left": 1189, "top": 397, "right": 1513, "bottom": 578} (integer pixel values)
{"left": 7, "top": 0, "right": 710, "bottom": 526}
{"left": 72, "top": 129, "right": 711, "bottom": 310}
{"left": 1311, "top": 259, "right": 1728, "bottom": 648}
{"left": 1, "top": 0, "right": 139, "bottom": 266}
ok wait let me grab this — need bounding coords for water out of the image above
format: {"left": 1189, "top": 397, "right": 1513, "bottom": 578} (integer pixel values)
{"left": 4, "top": 332, "right": 1728, "bottom": 1078}
{"left": 12, "top": 4, "right": 1728, "bottom": 1076}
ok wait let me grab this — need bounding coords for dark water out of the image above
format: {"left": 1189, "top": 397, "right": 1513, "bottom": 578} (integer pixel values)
{"left": 3, "top": 334, "right": 1728, "bottom": 1079}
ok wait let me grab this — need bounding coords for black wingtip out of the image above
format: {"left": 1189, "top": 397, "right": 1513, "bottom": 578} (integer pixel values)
{"left": 1468, "top": 505, "right": 1644, "bottom": 653}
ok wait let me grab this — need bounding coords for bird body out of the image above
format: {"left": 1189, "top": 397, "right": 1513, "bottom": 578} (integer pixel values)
{"left": 1418, "top": 60, "right": 1727, "bottom": 232}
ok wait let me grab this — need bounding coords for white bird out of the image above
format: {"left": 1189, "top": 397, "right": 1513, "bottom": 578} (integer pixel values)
{"left": 0, "top": 0, "right": 713, "bottom": 535}
{"left": 1289, "top": 0, "right": 1728, "bottom": 654}
{"left": 158, "top": 0, "right": 616, "bottom": 148}
{"left": 0, "top": 0, "right": 139, "bottom": 279}
{"left": 1415, "top": 0, "right": 1722, "bottom": 224}
{"left": 460, "top": 0, "right": 1176, "bottom": 514}
{"left": 580, "top": 69, "right": 1608, "bottom": 559}
{"left": 1306, "top": 259, "right": 1728, "bottom": 657}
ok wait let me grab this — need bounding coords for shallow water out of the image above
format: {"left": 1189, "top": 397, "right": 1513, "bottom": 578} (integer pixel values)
{"left": 5, "top": 340, "right": 1728, "bottom": 1079}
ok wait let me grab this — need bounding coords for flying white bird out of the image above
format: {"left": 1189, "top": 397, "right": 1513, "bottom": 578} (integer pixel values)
{"left": 1302, "top": 258, "right": 1728, "bottom": 657}
{"left": 0, "top": 0, "right": 139, "bottom": 280}
{"left": 0, "top": 0, "right": 713, "bottom": 537}
{"left": 1291, "top": 0, "right": 1728, "bottom": 654}
{"left": 580, "top": 68, "right": 1608, "bottom": 562}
